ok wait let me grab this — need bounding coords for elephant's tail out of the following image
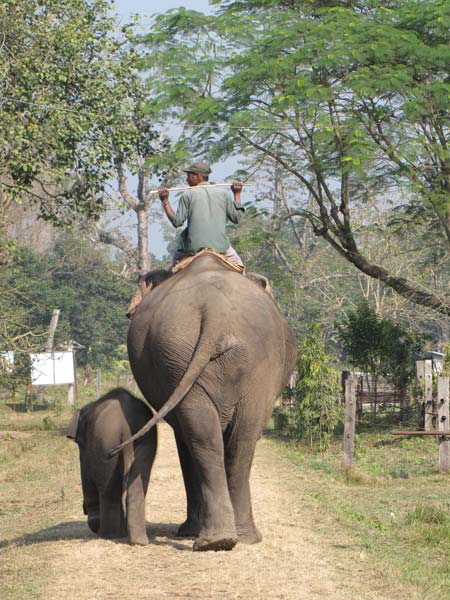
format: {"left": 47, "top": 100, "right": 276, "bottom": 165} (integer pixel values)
{"left": 109, "top": 334, "right": 231, "bottom": 457}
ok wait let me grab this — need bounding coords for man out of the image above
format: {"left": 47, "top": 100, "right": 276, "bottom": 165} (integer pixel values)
{"left": 158, "top": 161, "right": 245, "bottom": 267}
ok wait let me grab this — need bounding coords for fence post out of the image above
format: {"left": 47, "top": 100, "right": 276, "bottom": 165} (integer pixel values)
{"left": 343, "top": 372, "right": 357, "bottom": 468}
{"left": 96, "top": 369, "right": 102, "bottom": 397}
{"left": 438, "top": 376, "right": 450, "bottom": 474}
{"left": 67, "top": 384, "right": 74, "bottom": 406}
{"left": 416, "top": 360, "right": 425, "bottom": 384}
{"left": 423, "top": 360, "right": 434, "bottom": 431}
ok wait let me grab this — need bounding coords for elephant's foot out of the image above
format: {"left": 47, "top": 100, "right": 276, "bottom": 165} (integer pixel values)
{"left": 193, "top": 535, "right": 237, "bottom": 552}
{"left": 87, "top": 514, "right": 100, "bottom": 534}
{"left": 129, "top": 533, "right": 149, "bottom": 546}
{"left": 177, "top": 518, "right": 201, "bottom": 538}
{"left": 237, "top": 527, "right": 262, "bottom": 545}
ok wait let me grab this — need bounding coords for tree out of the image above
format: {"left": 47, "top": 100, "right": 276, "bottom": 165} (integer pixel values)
{"left": 110, "top": 97, "right": 189, "bottom": 274}
{"left": 0, "top": 0, "right": 137, "bottom": 224}
{"left": 0, "top": 252, "right": 48, "bottom": 392}
{"left": 140, "top": 0, "right": 450, "bottom": 316}
{"left": 89, "top": 21, "right": 193, "bottom": 276}
{"left": 337, "top": 303, "right": 424, "bottom": 417}
{"left": 6, "top": 236, "right": 135, "bottom": 368}
{"left": 291, "top": 322, "right": 342, "bottom": 448}
{"left": 226, "top": 162, "right": 445, "bottom": 351}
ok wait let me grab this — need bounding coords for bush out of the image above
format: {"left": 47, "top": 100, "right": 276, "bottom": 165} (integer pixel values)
{"left": 291, "top": 322, "right": 343, "bottom": 448}
{"left": 272, "top": 407, "right": 292, "bottom": 436}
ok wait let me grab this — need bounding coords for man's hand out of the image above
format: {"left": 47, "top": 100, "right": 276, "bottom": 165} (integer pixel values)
{"left": 231, "top": 181, "right": 243, "bottom": 202}
{"left": 230, "top": 181, "right": 244, "bottom": 193}
{"left": 158, "top": 187, "right": 169, "bottom": 203}
{"left": 158, "top": 187, "right": 175, "bottom": 221}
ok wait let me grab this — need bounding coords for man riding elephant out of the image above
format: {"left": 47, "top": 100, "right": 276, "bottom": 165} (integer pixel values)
{"left": 158, "top": 161, "right": 245, "bottom": 268}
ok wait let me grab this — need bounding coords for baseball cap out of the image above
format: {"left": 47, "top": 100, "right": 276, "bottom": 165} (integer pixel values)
{"left": 182, "top": 161, "right": 211, "bottom": 177}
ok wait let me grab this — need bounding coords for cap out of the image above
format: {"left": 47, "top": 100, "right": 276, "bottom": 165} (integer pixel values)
{"left": 182, "top": 161, "right": 211, "bottom": 177}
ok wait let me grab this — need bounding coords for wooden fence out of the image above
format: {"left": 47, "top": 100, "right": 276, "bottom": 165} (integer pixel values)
{"left": 341, "top": 371, "right": 410, "bottom": 422}
{"left": 343, "top": 372, "right": 450, "bottom": 474}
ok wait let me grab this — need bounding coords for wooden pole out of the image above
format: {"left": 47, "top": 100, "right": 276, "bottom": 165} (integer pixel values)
{"left": 438, "top": 376, "right": 450, "bottom": 474}
{"left": 96, "top": 369, "right": 102, "bottom": 397}
{"left": 415, "top": 360, "right": 425, "bottom": 386}
{"left": 423, "top": 360, "right": 434, "bottom": 431}
{"left": 37, "top": 309, "right": 60, "bottom": 405}
{"left": 72, "top": 346, "right": 78, "bottom": 406}
{"left": 67, "top": 341, "right": 78, "bottom": 407}
{"left": 149, "top": 182, "right": 253, "bottom": 194}
{"left": 45, "top": 309, "right": 60, "bottom": 352}
{"left": 343, "top": 373, "right": 357, "bottom": 468}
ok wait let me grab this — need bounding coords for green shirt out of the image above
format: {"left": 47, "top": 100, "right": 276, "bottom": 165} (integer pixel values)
{"left": 171, "top": 183, "right": 245, "bottom": 253}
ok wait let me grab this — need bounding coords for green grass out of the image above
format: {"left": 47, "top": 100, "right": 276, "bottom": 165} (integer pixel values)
{"left": 266, "top": 424, "right": 450, "bottom": 599}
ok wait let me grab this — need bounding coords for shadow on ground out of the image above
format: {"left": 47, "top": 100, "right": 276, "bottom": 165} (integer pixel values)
{"left": 0, "top": 521, "right": 190, "bottom": 552}
{"left": 5, "top": 403, "right": 51, "bottom": 413}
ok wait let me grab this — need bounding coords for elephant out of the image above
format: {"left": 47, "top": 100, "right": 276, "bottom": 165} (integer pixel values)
{"left": 67, "top": 387, "right": 157, "bottom": 545}
{"left": 112, "top": 252, "right": 297, "bottom": 551}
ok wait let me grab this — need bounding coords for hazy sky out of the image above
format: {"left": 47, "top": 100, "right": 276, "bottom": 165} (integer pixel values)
{"left": 114, "top": 0, "right": 212, "bottom": 19}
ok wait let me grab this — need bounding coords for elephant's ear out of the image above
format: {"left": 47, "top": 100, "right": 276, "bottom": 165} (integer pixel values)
{"left": 66, "top": 407, "right": 91, "bottom": 448}
{"left": 127, "top": 269, "right": 172, "bottom": 319}
{"left": 143, "top": 268, "right": 172, "bottom": 288}
{"left": 66, "top": 409, "right": 81, "bottom": 442}
{"left": 246, "top": 272, "right": 273, "bottom": 298}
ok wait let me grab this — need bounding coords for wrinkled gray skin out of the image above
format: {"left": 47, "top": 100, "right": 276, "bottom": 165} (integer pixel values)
{"left": 67, "top": 388, "right": 157, "bottom": 545}
{"left": 126, "top": 254, "right": 297, "bottom": 551}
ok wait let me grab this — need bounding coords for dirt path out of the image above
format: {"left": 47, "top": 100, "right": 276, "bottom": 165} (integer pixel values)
{"left": 7, "top": 424, "right": 419, "bottom": 600}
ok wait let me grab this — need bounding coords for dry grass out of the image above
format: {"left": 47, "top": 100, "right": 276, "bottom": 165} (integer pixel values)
{"left": 0, "top": 403, "right": 432, "bottom": 600}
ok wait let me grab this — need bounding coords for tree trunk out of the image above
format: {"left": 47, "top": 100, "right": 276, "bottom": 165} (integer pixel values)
{"left": 136, "top": 206, "right": 150, "bottom": 273}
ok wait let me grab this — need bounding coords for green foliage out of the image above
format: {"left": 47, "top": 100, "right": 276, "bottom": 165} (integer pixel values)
{"left": 405, "top": 503, "right": 450, "bottom": 526}
{"left": 0, "top": 241, "right": 46, "bottom": 387}
{"left": 292, "top": 322, "right": 343, "bottom": 448}
{"left": 140, "top": 0, "right": 450, "bottom": 315}
{"left": 108, "top": 344, "right": 132, "bottom": 378}
{"left": 4, "top": 234, "right": 135, "bottom": 368}
{"left": 272, "top": 407, "right": 292, "bottom": 436}
{"left": 338, "top": 303, "right": 424, "bottom": 390}
{"left": 42, "top": 416, "right": 56, "bottom": 431}
{"left": 0, "top": 351, "right": 33, "bottom": 395}
{"left": 0, "top": 0, "right": 139, "bottom": 224}
{"left": 441, "top": 343, "right": 450, "bottom": 377}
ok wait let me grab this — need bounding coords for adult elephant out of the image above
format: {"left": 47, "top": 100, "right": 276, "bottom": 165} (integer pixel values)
{"left": 113, "top": 252, "right": 297, "bottom": 551}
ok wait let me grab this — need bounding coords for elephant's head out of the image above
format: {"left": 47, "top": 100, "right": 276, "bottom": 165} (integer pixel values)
{"left": 66, "top": 405, "right": 91, "bottom": 449}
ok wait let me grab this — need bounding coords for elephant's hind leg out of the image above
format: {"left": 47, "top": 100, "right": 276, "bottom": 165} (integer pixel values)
{"left": 175, "top": 433, "right": 202, "bottom": 538}
{"left": 177, "top": 390, "right": 238, "bottom": 551}
{"left": 224, "top": 430, "right": 262, "bottom": 545}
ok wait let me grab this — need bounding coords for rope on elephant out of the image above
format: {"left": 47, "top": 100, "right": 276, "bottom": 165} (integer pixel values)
{"left": 170, "top": 247, "right": 245, "bottom": 274}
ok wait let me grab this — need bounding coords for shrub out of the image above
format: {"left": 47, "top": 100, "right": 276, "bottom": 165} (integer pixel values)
{"left": 272, "top": 407, "right": 292, "bottom": 436}
{"left": 291, "top": 322, "right": 343, "bottom": 448}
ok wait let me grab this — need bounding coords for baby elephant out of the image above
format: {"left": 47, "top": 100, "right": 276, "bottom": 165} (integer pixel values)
{"left": 67, "top": 388, "right": 157, "bottom": 545}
